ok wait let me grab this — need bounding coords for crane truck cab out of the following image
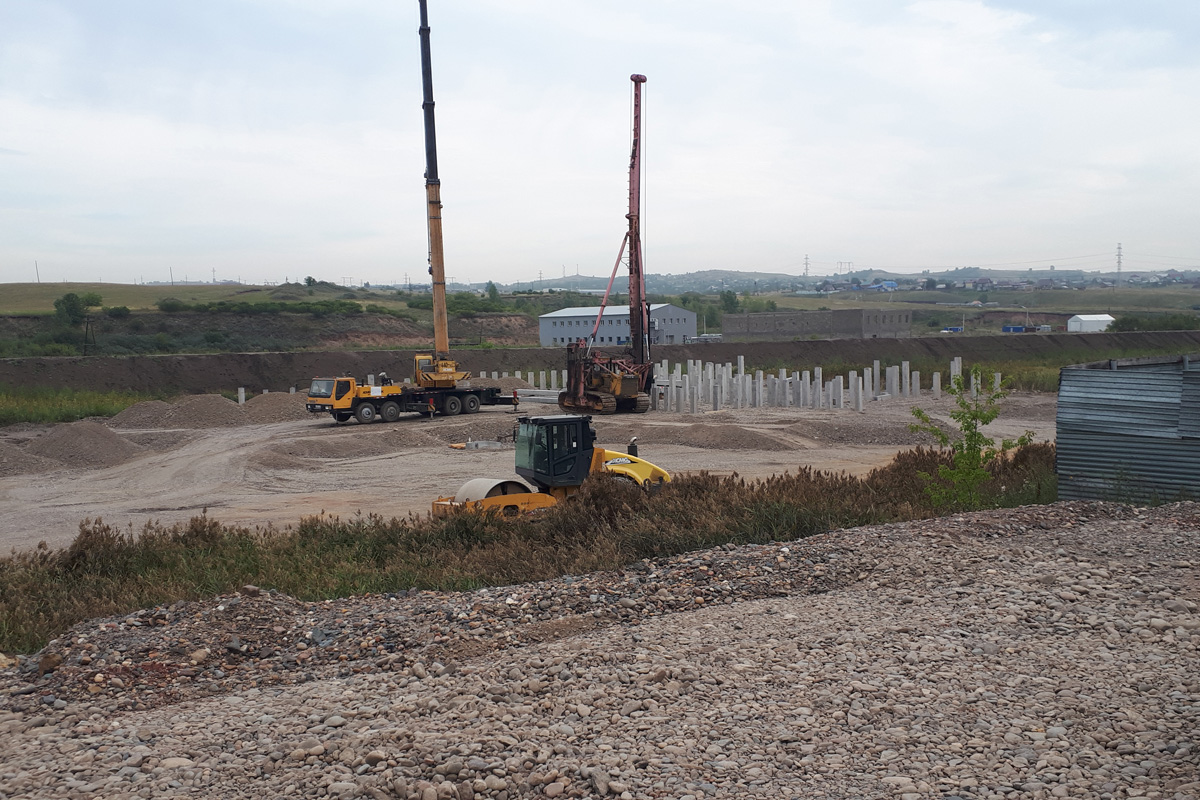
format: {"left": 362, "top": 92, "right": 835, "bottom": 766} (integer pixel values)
{"left": 414, "top": 354, "right": 470, "bottom": 389}
{"left": 432, "top": 414, "right": 670, "bottom": 515}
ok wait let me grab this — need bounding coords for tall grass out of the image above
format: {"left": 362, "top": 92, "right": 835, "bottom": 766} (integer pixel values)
{"left": 0, "top": 445, "right": 1057, "bottom": 654}
{"left": 0, "top": 385, "right": 161, "bottom": 426}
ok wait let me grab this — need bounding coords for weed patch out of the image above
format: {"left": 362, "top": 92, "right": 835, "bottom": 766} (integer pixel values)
{"left": 0, "top": 385, "right": 160, "bottom": 426}
{"left": 0, "top": 445, "right": 1057, "bottom": 654}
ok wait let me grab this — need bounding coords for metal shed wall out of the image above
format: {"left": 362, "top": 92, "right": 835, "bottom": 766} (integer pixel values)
{"left": 1056, "top": 361, "right": 1200, "bottom": 502}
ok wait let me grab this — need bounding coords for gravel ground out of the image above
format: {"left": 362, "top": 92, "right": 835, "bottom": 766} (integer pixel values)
{"left": 2, "top": 500, "right": 1197, "bottom": 800}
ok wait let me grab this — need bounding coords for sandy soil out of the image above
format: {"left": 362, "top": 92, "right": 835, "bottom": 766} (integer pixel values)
{"left": 0, "top": 392, "right": 1058, "bottom": 554}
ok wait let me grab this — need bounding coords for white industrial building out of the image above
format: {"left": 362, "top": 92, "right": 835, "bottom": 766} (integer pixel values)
{"left": 539, "top": 304, "right": 696, "bottom": 347}
{"left": 1067, "top": 314, "right": 1115, "bottom": 333}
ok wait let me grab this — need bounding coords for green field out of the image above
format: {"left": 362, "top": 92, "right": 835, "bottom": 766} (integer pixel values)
{"left": 773, "top": 286, "right": 1200, "bottom": 314}
{"left": 0, "top": 281, "right": 417, "bottom": 315}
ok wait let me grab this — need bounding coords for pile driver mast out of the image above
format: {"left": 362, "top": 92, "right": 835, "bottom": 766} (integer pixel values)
{"left": 626, "top": 74, "right": 650, "bottom": 368}
{"left": 558, "top": 74, "right": 654, "bottom": 415}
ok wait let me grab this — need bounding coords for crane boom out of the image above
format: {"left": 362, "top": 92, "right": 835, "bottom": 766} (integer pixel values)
{"left": 418, "top": 0, "right": 449, "bottom": 361}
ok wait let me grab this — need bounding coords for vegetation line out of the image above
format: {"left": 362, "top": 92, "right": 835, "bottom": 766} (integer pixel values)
{"left": 0, "top": 446, "right": 1056, "bottom": 654}
{"left": 0, "top": 385, "right": 161, "bottom": 426}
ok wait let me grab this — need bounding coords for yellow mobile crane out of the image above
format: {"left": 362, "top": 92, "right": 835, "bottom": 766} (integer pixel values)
{"left": 306, "top": 0, "right": 517, "bottom": 423}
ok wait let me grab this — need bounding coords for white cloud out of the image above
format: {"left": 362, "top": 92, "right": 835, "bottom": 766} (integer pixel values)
{"left": 0, "top": 0, "right": 1197, "bottom": 284}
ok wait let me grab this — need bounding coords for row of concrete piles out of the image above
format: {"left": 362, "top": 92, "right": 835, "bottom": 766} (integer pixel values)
{"left": 650, "top": 356, "right": 1002, "bottom": 414}
{"left": 485, "top": 356, "right": 1002, "bottom": 414}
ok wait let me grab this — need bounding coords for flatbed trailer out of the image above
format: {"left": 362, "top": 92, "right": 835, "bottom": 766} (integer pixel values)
{"left": 306, "top": 377, "right": 517, "bottom": 423}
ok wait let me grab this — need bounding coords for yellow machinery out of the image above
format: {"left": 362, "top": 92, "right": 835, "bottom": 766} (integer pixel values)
{"left": 306, "top": 4, "right": 517, "bottom": 423}
{"left": 433, "top": 414, "right": 670, "bottom": 515}
{"left": 306, "top": 371, "right": 515, "bottom": 423}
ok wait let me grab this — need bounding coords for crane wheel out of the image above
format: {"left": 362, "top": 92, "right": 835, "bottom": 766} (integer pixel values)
{"left": 463, "top": 394, "right": 481, "bottom": 414}
{"left": 380, "top": 401, "right": 401, "bottom": 422}
{"left": 355, "top": 404, "right": 377, "bottom": 424}
{"left": 443, "top": 395, "right": 462, "bottom": 416}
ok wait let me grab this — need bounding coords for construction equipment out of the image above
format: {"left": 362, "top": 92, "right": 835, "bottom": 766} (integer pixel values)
{"left": 305, "top": 373, "right": 516, "bottom": 423}
{"left": 558, "top": 74, "right": 654, "bottom": 416}
{"left": 432, "top": 414, "right": 670, "bottom": 515}
{"left": 306, "top": 0, "right": 517, "bottom": 423}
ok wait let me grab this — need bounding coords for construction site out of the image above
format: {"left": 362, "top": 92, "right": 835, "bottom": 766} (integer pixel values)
{"left": 1, "top": 3, "right": 1197, "bottom": 799}
{"left": 0, "top": 381, "right": 1058, "bottom": 554}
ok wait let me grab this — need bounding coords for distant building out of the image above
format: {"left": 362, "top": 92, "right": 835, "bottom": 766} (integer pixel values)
{"left": 539, "top": 304, "right": 696, "bottom": 347}
{"left": 721, "top": 308, "right": 911, "bottom": 341}
{"left": 1067, "top": 314, "right": 1115, "bottom": 333}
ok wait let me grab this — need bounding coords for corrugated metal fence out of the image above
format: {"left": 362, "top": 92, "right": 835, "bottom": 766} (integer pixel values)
{"left": 1056, "top": 355, "right": 1200, "bottom": 503}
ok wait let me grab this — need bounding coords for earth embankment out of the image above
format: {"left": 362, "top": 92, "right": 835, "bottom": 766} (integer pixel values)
{"left": 1, "top": 331, "right": 1198, "bottom": 394}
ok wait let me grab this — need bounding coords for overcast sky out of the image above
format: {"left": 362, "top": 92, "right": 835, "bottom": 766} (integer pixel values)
{"left": 2, "top": 1, "right": 1198, "bottom": 287}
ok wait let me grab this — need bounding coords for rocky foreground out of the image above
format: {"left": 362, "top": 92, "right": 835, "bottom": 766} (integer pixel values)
{"left": 2, "top": 501, "right": 1198, "bottom": 800}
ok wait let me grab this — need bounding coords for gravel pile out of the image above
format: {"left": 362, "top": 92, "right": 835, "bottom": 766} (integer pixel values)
{"left": 106, "top": 400, "right": 176, "bottom": 429}
{"left": 108, "top": 395, "right": 246, "bottom": 430}
{"left": 786, "top": 415, "right": 946, "bottom": 447}
{"left": 2, "top": 501, "right": 1197, "bottom": 799}
{"left": 599, "top": 420, "right": 795, "bottom": 452}
{"left": 244, "top": 393, "right": 312, "bottom": 424}
{"left": 0, "top": 441, "right": 61, "bottom": 476}
{"left": 23, "top": 421, "right": 146, "bottom": 469}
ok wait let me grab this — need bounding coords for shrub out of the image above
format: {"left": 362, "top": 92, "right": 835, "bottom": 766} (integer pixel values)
{"left": 0, "top": 443, "right": 1057, "bottom": 653}
{"left": 53, "top": 293, "right": 87, "bottom": 325}
{"left": 104, "top": 306, "right": 131, "bottom": 319}
{"left": 910, "top": 365, "right": 1034, "bottom": 511}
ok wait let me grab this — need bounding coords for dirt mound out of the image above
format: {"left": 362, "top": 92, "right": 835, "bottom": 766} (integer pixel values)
{"left": 243, "top": 391, "right": 311, "bottom": 424}
{"left": 0, "top": 441, "right": 62, "bottom": 476}
{"left": 593, "top": 419, "right": 794, "bottom": 451}
{"left": 162, "top": 395, "right": 246, "bottom": 428}
{"left": 107, "top": 400, "right": 175, "bottom": 429}
{"left": 414, "top": 415, "right": 520, "bottom": 445}
{"left": 107, "top": 395, "right": 247, "bottom": 429}
{"left": 118, "top": 430, "right": 198, "bottom": 451}
{"left": 788, "top": 417, "right": 944, "bottom": 447}
{"left": 24, "top": 421, "right": 145, "bottom": 468}
{"left": 256, "top": 431, "right": 416, "bottom": 463}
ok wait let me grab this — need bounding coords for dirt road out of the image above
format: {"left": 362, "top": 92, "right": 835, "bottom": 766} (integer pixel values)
{"left": 0, "top": 392, "right": 1058, "bottom": 553}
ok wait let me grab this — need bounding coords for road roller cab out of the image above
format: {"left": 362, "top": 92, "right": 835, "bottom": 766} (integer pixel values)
{"left": 514, "top": 414, "right": 596, "bottom": 492}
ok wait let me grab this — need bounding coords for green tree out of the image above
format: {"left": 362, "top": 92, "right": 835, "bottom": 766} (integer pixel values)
{"left": 304, "top": 276, "right": 317, "bottom": 287}
{"left": 719, "top": 290, "right": 740, "bottom": 313}
{"left": 53, "top": 293, "right": 87, "bottom": 325}
{"left": 156, "top": 297, "right": 189, "bottom": 313}
{"left": 78, "top": 292, "right": 103, "bottom": 308}
{"left": 909, "top": 365, "right": 1034, "bottom": 511}
{"left": 924, "top": 277, "right": 938, "bottom": 290}
{"left": 486, "top": 281, "right": 500, "bottom": 302}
